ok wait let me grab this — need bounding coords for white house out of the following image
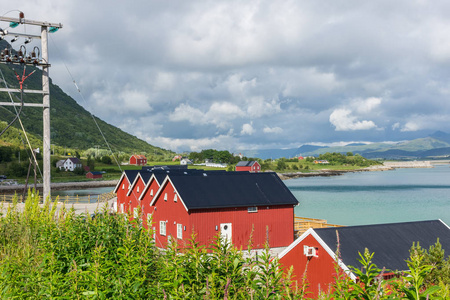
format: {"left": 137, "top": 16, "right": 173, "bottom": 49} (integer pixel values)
{"left": 60, "top": 157, "right": 83, "bottom": 171}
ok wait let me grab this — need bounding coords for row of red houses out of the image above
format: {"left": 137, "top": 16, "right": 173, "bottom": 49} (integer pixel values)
{"left": 114, "top": 166, "right": 450, "bottom": 297}
{"left": 114, "top": 166, "right": 298, "bottom": 249}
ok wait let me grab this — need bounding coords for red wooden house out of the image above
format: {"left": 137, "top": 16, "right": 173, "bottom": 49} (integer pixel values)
{"left": 149, "top": 172, "right": 298, "bottom": 249}
{"left": 278, "top": 220, "right": 450, "bottom": 297}
{"left": 129, "top": 154, "right": 147, "bottom": 166}
{"left": 86, "top": 171, "right": 102, "bottom": 179}
{"left": 126, "top": 172, "right": 154, "bottom": 220}
{"left": 114, "top": 170, "right": 140, "bottom": 214}
{"left": 235, "top": 161, "right": 261, "bottom": 172}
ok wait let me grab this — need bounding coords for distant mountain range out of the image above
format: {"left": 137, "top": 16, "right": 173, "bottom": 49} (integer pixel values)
{"left": 0, "top": 40, "right": 173, "bottom": 157}
{"left": 242, "top": 131, "right": 450, "bottom": 160}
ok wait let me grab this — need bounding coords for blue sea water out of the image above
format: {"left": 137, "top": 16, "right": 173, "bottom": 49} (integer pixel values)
{"left": 285, "top": 165, "right": 450, "bottom": 226}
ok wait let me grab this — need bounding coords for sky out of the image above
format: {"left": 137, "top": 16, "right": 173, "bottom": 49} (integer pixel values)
{"left": 2, "top": 1, "right": 450, "bottom": 153}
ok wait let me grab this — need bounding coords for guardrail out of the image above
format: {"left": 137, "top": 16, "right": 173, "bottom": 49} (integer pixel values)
{"left": 0, "top": 190, "right": 116, "bottom": 203}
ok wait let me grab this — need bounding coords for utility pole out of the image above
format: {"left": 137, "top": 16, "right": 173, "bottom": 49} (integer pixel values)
{"left": 0, "top": 12, "right": 62, "bottom": 201}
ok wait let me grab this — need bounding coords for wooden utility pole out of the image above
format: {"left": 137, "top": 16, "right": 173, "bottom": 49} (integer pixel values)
{"left": 0, "top": 12, "right": 62, "bottom": 201}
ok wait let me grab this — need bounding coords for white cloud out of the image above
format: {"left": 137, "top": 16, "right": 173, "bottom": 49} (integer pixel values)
{"left": 169, "top": 104, "right": 206, "bottom": 125}
{"left": 263, "top": 126, "right": 283, "bottom": 134}
{"left": 329, "top": 108, "right": 377, "bottom": 131}
{"left": 392, "top": 122, "right": 400, "bottom": 130}
{"left": 241, "top": 123, "right": 255, "bottom": 135}
{"left": 355, "top": 97, "right": 382, "bottom": 114}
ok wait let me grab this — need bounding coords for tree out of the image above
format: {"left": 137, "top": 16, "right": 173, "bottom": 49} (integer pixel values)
{"left": 101, "top": 155, "right": 112, "bottom": 165}
{"left": 87, "top": 155, "right": 95, "bottom": 171}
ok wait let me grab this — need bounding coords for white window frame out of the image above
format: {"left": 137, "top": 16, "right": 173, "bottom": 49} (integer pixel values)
{"left": 177, "top": 224, "right": 183, "bottom": 239}
{"left": 160, "top": 221, "right": 166, "bottom": 236}
{"left": 133, "top": 207, "right": 139, "bottom": 218}
{"left": 164, "top": 193, "right": 168, "bottom": 201}
{"left": 147, "top": 213, "right": 152, "bottom": 225}
{"left": 137, "top": 186, "right": 140, "bottom": 193}
{"left": 120, "top": 203, "right": 124, "bottom": 213}
{"left": 248, "top": 206, "right": 258, "bottom": 213}
{"left": 122, "top": 184, "right": 124, "bottom": 190}
{"left": 150, "top": 189, "right": 153, "bottom": 196}
{"left": 174, "top": 194, "right": 178, "bottom": 202}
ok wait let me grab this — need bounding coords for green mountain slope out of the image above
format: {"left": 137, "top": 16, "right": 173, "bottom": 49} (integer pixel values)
{"left": 0, "top": 41, "right": 173, "bottom": 157}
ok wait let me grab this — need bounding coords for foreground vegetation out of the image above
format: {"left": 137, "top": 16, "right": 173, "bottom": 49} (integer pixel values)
{"left": 1, "top": 194, "right": 449, "bottom": 299}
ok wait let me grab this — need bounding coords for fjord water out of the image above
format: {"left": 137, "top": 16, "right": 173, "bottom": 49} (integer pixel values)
{"left": 286, "top": 165, "right": 450, "bottom": 226}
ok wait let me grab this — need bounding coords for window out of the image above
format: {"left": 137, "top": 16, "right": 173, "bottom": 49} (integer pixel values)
{"left": 160, "top": 221, "right": 166, "bottom": 236}
{"left": 147, "top": 213, "right": 152, "bottom": 225}
{"left": 174, "top": 194, "right": 177, "bottom": 202}
{"left": 150, "top": 189, "right": 153, "bottom": 196}
{"left": 177, "top": 224, "right": 183, "bottom": 239}
{"left": 248, "top": 207, "right": 258, "bottom": 213}
{"left": 122, "top": 184, "right": 124, "bottom": 190}
{"left": 120, "top": 203, "right": 124, "bottom": 213}
{"left": 164, "top": 193, "right": 168, "bottom": 201}
{"left": 133, "top": 207, "right": 139, "bottom": 218}
{"left": 137, "top": 186, "right": 140, "bottom": 193}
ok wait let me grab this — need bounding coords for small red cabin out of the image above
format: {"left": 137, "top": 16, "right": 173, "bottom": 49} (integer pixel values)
{"left": 129, "top": 155, "right": 147, "bottom": 166}
{"left": 235, "top": 161, "right": 261, "bottom": 172}
{"left": 278, "top": 220, "right": 450, "bottom": 297}
{"left": 86, "top": 171, "right": 102, "bottom": 179}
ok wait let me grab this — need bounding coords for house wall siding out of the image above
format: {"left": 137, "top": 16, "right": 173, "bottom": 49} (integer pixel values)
{"left": 152, "top": 182, "right": 190, "bottom": 248}
{"left": 279, "top": 234, "right": 337, "bottom": 297}
{"left": 141, "top": 179, "right": 160, "bottom": 228}
{"left": 189, "top": 204, "right": 294, "bottom": 249}
{"left": 116, "top": 177, "right": 130, "bottom": 213}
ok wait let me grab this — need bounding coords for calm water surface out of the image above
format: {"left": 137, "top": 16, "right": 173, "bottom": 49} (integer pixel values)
{"left": 285, "top": 165, "right": 450, "bottom": 226}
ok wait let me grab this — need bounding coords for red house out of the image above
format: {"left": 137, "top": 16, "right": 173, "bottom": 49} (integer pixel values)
{"left": 129, "top": 154, "right": 147, "bottom": 166}
{"left": 235, "top": 161, "right": 261, "bottom": 172}
{"left": 278, "top": 220, "right": 450, "bottom": 297}
{"left": 149, "top": 172, "right": 298, "bottom": 250}
{"left": 86, "top": 171, "right": 102, "bottom": 179}
{"left": 114, "top": 170, "right": 140, "bottom": 214}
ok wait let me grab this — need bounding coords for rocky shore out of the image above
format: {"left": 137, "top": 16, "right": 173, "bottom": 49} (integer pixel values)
{"left": 277, "top": 161, "right": 435, "bottom": 180}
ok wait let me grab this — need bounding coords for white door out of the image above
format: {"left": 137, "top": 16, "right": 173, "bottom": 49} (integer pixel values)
{"left": 220, "top": 223, "right": 232, "bottom": 245}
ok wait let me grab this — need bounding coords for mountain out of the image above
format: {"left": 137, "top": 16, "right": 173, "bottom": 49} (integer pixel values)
{"left": 241, "top": 131, "right": 450, "bottom": 160}
{"left": 0, "top": 40, "right": 173, "bottom": 156}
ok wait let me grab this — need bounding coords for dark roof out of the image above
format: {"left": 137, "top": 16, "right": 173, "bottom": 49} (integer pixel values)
{"left": 124, "top": 170, "right": 140, "bottom": 183}
{"left": 88, "top": 171, "right": 102, "bottom": 175}
{"left": 167, "top": 172, "right": 298, "bottom": 209}
{"left": 67, "top": 157, "right": 81, "bottom": 164}
{"left": 315, "top": 220, "right": 450, "bottom": 272}
{"left": 142, "top": 165, "right": 188, "bottom": 171}
{"left": 236, "top": 161, "right": 258, "bottom": 167}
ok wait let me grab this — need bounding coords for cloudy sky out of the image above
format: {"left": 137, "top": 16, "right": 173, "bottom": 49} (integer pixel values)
{"left": 3, "top": 1, "right": 450, "bottom": 152}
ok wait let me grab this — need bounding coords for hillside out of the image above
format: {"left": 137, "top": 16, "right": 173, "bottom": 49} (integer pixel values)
{"left": 0, "top": 40, "right": 173, "bottom": 157}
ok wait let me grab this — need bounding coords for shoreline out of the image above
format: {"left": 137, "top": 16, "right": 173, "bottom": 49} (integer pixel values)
{"left": 0, "top": 161, "right": 442, "bottom": 192}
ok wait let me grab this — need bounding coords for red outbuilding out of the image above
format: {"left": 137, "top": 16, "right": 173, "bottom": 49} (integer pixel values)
{"left": 129, "top": 154, "right": 147, "bottom": 166}
{"left": 149, "top": 171, "right": 298, "bottom": 250}
{"left": 235, "top": 161, "right": 261, "bottom": 172}
{"left": 278, "top": 220, "right": 450, "bottom": 297}
{"left": 86, "top": 171, "right": 102, "bottom": 179}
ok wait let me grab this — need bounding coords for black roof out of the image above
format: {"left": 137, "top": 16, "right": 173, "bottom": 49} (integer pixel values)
{"left": 236, "top": 161, "right": 258, "bottom": 167}
{"left": 315, "top": 220, "right": 450, "bottom": 272}
{"left": 167, "top": 172, "right": 298, "bottom": 210}
{"left": 124, "top": 170, "right": 140, "bottom": 183}
{"left": 142, "top": 165, "right": 188, "bottom": 171}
